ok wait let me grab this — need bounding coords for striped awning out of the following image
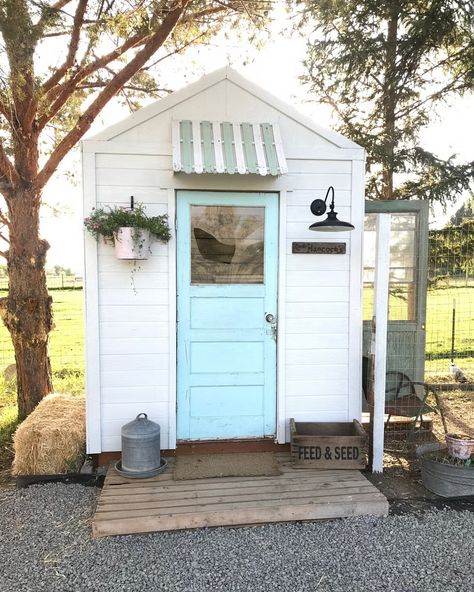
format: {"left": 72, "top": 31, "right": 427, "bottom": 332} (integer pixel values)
{"left": 172, "top": 120, "right": 287, "bottom": 176}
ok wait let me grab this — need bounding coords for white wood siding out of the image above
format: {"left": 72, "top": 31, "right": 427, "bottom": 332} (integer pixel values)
{"left": 83, "top": 76, "right": 364, "bottom": 452}
{"left": 92, "top": 151, "right": 172, "bottom": 452}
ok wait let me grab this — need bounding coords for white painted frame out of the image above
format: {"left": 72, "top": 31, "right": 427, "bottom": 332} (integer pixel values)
{"left": 167, "top": 188, "right": 177, "bottom": 449}
{"left": 82, "top": 149, "right": 102, "bottom": 454}
{"left": 371, "top": 214, "right": 391, "bottom": 473}
{"left": 276, "top": 190, "right": 288, "bottom": 443}
{"left": 348, "top": 159, "right": 366, "bottom": 421}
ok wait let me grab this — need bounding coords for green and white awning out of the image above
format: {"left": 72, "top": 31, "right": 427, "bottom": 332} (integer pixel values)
{"left": 172, "top": 120, "right": 287, "bottom": 176}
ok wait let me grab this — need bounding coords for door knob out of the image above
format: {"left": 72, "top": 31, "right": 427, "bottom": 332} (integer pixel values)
{"left": 265, "top": 313, "right": 275, "bottom": 323}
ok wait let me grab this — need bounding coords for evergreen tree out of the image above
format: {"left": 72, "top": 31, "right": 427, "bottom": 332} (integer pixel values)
{"left": 449, "top": 195, "right": 474, "bottom": 225}
{"left": 295, "top": 0, "right": 474, "bottom": 205}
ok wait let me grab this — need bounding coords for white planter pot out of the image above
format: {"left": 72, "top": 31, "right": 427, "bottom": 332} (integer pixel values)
{"left": 114, "top": 227, "right": 151, "bottom": 260}
{"left": 445, "top": 433, "right": 474, "bottom": 460}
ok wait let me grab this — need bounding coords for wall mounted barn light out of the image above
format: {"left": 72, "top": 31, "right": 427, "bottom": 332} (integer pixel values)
{"left": 309, "top": 186, "right": 355, "bottom": 232}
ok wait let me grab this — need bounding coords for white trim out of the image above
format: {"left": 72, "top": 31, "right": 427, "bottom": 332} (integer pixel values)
{"left": 171, "top": 120, "right": 181, "bottom": 172}
{"left": 372, "top": 213, "right": 391, "bottom": 473}
{"left": 167, "top": 188, "right": 177, "bottom": 450}
{"left": 81, "top": 139, "right": 364, "bottom": 162}
{"left": 82, "top": 141, "right": 172, "bottom": 155}
{"left": 233, "top": 123, "right": 246, "bottom": 174}
{"left": 212, "top": 121, "right": 225, "bottom": 173}
{"left": 191, "top": 120, "right": 203, "bottom": 173}
{"left": 89, "top": 68, "right": 228, "bottom": 141}
{"left": 277, "top": 190, "right": 288, "bottom": 443}
{"left": 88, "top": 66, "right": 361, "bottom": 149}
{"left": 253, "top": 123, "right": 268, "bottom": 175}
{"left": 272, "top": 124, "right": 288, "bottom": 174}
{"left": 82, "top": 149, "right": 102, "bottom": 454}
{"left": 347, "top": 157, "right": 366, "bottom": 422}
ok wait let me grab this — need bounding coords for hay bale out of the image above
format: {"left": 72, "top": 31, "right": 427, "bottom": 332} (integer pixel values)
{"left": 12, "top": 394, "right": 86, "bottom": 475}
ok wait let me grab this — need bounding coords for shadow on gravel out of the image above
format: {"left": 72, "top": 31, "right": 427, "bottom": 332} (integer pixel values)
{"left": 389, "top": 496, "right": 474, "bottom": 515}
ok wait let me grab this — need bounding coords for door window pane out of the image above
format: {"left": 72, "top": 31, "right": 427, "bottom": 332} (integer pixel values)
{"left": 363, "top": 212, "right": 417, "bottom": 320}
{"left": 191, "top": 205, "right": 264, "bottom": 284}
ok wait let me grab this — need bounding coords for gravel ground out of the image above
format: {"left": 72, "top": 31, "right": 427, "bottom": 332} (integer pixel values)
{"left": 1, "top": 483, "right": 473, "bottom": 592}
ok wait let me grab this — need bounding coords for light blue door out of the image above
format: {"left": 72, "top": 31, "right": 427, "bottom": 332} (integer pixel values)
{"left": 177, "top": 191, "right": 278, "bottom": 440}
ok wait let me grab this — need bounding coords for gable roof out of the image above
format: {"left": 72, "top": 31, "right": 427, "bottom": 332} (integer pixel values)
{"left": 87, "top": 67, "right": 361, "bottom": 149}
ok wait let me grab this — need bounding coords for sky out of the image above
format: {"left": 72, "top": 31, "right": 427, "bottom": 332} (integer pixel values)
{"left": 37, "top": 13, "right": 474, "bottom": 274}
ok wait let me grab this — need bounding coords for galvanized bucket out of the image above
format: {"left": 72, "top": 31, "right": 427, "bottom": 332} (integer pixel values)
{"left": 417, "top": 442, "right": 474, "bottom": 498}
{"left": 115, "top": 413, "right": 167, "bottom": 479}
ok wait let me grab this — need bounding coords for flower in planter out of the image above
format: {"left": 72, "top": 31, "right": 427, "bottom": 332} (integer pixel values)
{"left": 84, "top": 203, "right": 171, "bottom": 258}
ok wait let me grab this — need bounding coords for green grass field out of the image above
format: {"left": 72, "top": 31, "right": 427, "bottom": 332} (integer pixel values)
{"left": 1, "top": 285, "right": 473, "bottom": 393}
{"left": 363, "top": 284, "right": 474, "bottom": 376}
{"left": 0, "top": 289, "right": 85, "bottom": 408}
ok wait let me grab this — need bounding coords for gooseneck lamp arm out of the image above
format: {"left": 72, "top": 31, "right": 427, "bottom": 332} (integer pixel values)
{"left": 310, "top": 186, "right": 334, "bottom": 217}
{"left": 309, "top": 186, "right": 355, "bottom": 232}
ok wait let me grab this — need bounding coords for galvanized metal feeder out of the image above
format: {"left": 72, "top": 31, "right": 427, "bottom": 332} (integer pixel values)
{"left": 115, "top": 413, "right": 167, "bottom": 479}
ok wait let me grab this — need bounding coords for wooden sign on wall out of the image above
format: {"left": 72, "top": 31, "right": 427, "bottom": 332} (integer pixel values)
{"left": 292, "top": 242, "right": 346, "bottom": 254}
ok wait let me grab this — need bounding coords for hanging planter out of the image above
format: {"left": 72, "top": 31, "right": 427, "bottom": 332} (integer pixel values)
{"left": 84, "top": 199, "right": 171, "bottom": 261}
{"left": 114, "top": 227, "right": 151, "bottom": 260}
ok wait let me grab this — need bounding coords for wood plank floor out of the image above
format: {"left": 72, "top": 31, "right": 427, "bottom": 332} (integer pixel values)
{"left": 92, "top": 454, "right": 388, "bottom": 538}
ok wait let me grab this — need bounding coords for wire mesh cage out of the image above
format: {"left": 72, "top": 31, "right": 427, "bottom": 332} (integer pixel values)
{"left": 363, "top": 209, "right": 474, "bottom": 457}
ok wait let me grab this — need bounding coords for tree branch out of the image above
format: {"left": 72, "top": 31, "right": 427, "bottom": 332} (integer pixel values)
{"left": 37, "top": 32, "right": 147, "bottom": 130}
{"left": 42, "top": 0, "right": 89, "bottom": 93}
{"left": 78, "top": 82, "right": 172, "bottom": 94}
{"left": 0, "top": 209, "right": 10, "bottom": 226}
{"left": 36, "top": 0, "right": 192, "bottom": 190}
{"left": 33, "top": 0, "right": 74, "bottom": 35}
{"left": 0, "top": 142, "right": 20, "bottom": 192}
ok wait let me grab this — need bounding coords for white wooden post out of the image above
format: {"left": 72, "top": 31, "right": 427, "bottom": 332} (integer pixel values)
{"left": 371, "top": 213, "right": 391, "bottom": 473}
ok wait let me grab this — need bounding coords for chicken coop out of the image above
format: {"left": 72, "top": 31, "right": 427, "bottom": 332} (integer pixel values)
{"left": 82, "top": 67, "right": 366, "bottom": 455}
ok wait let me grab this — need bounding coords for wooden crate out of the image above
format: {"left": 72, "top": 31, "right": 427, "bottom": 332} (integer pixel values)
{"left": 290, "top": 419, "right": 367, "bottom": 469}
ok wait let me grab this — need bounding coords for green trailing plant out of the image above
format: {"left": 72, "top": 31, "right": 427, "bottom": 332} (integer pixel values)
{"left": 84, "top": 203, "right": 171, "bottom": 244}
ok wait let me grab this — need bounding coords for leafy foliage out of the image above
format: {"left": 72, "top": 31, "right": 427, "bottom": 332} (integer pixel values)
{"left": 84, "top": 203, "right": 171, "bottom": 243}
{"left": 429, "top": 220, "right": 474, "bottom": 280}
{"left": 0, "top": 1, "right": 271, "bottom": 417}
{"left": 295, "top": 0, "right": 474, "bottom": 205}
{"left": 449, "top": 195, "right": 474, "bottom": 225}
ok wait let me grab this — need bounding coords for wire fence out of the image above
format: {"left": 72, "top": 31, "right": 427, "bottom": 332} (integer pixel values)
{"left": 425, "top": 226, "right": 474, "bottom": 381}
{"left": 0, "top": 274, "right": 83, "bottom": 291}
{"left": 0, "top": 277, "right": 84, "bottom": 377}
{"left": 0, "top": 224, "right": 472, "bottom": 388}
{"left": 362, "top": 214, "right": 474, "bottom": 456}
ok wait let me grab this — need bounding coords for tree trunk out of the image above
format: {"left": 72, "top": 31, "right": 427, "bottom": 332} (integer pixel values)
{"left": 0, "top": 191, "right": 53, "bottom": 420}
{"left": 382, "top": 9, "right": 399, "bottom": 200}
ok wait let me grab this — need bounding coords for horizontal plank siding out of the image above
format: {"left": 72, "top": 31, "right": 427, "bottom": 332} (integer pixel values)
{"left": 101, "top": 386, "right": 168, "bottom": 404}
{"left": 94, "top": 160, "right": 171, "bottom": 451}
{"left": 100, "top": 322, "right": 169, "bottom": 339}
{"left": 85, "top": 74, "right": 362, "bottom": 452}
{"left": 101, "top": 370, "right": 169, "bottom": 388}
{"left": 284, "top": 166, "right": 353, "bottom": 424}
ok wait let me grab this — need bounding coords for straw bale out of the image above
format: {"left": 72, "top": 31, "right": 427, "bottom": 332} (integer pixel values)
{"left": 12, "top": 394, "right": 86, "bottom": 475}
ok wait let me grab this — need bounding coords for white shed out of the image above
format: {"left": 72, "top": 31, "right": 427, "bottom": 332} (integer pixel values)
{"left": 82, "top": 67, "right": 365, "bottom": 455}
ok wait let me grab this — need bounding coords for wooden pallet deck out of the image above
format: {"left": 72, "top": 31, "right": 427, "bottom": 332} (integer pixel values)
{"left": 92, "top": 454, "right": 388, "bottom": 538}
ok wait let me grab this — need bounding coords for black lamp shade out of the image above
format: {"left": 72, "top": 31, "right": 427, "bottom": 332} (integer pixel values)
{"left": 309, "top": 210, "right": 355, "bottom": 232}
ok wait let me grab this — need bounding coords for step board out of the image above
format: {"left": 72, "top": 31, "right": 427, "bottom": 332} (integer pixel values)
{"left": 93, "top": 455, "right": 388, "bottom": 538}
